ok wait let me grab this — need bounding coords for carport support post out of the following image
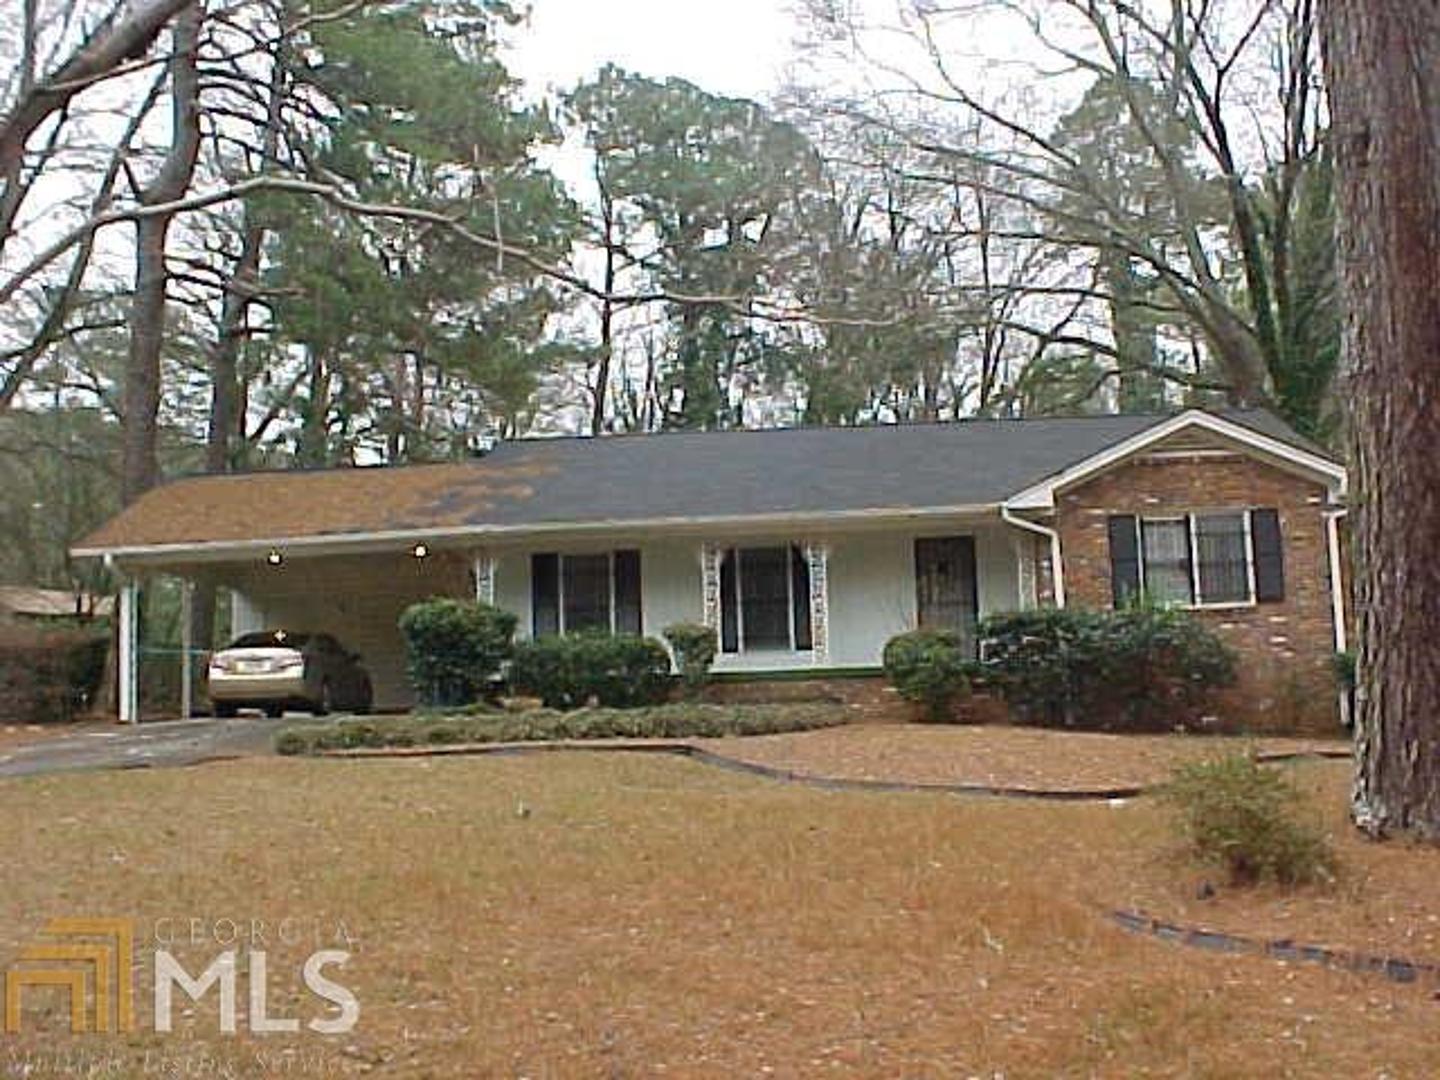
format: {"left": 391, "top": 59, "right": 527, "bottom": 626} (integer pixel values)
{"left": 118, "top": 577, "right": 139, "bottom": 724}
{"left": 179, "top": 578, "right": 194, "bottom": 721}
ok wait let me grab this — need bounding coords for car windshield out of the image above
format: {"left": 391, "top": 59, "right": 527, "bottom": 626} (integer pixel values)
{"left": 226, "top": 630, "right": 311, "bottom": 650}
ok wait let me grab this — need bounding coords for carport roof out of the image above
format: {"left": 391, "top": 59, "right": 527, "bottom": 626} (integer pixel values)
{"left": 74, "top": 408, "right": 1334, "bottom": 557}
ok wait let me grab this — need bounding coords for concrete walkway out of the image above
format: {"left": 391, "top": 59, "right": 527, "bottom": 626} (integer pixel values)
{"left": 0, "top": 716, "right": 285, "bottom": 778}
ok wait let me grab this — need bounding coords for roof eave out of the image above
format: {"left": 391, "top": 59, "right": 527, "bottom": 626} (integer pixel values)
{"left": 72, "top": 502, "right": 1006, "bottom": 566}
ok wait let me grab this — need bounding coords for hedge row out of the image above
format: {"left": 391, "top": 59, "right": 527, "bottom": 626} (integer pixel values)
{"left": 0, "top": 624, "right": 108, "bottom": 724}
{"left": 274, "top": 702, "right": 845, "bottom": 755}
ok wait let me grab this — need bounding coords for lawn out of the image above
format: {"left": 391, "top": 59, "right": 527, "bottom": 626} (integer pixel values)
{"left": 1, "top": 752, "right": 1438, "bottom": 1077}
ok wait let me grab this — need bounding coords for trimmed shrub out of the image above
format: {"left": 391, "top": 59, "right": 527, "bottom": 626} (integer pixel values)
{"left": 509, "top": 632, "right": 672, "bottom": 710}
{"left": 398, "top": 598, "right": 517, "bottom": 708}
{"left": 978, "top": 606, "right": 1236, "bottom": 732}
{"left": 663, "top": 622, "right": 717, "bottom": 698}
{"left": 882, "top": 628, "right": 971, "bottom": 721}
{"left": 273, "top": 701, "right": 847, "bottom": 754}
{"left": 1163, "top": 753, "right": 1337, "bottom": 885}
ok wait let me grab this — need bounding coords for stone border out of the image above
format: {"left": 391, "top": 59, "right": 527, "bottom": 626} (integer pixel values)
{"left": 1108, "top": 909, "right": 1440, "bottom": 988}
{"left": 315, "top": 737, "right": 1350, "bottom": 801}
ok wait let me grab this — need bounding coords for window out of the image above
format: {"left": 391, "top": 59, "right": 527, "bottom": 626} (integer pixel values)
{"left": 1140, "top": 518, "right": 1193, "bottom": 605}
{"left": 1192, "top": 512, "right": 1250, "bottom": 604}
{"left": 719, "top": 545, "right": 813, "bottom": 653}
{"left": 1109, "top": 509, "right": 1285, "bottom": 608}
{"left": 531, "top": 551, "right": 642, "bottom": 636}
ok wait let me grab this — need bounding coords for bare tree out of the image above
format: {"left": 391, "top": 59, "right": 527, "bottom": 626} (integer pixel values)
{"left": 120, "top": 2, "right": 201, "bottom": 503}
{"left": 1322, "top": 1, "right": 1440, "bottom": 840}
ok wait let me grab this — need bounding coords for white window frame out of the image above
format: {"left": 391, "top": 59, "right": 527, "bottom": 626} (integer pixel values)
{"left": 730, "top": 545, "right": 799, "bottom": 653}
{"left": 555, "top": 551, "right": 618, "bottom": 635}
{"left": 1135, "top": 510, "right": 1258, "bottom": 611}
{"left": 1136, "top": 515, "right": 1194, "bottom": 607}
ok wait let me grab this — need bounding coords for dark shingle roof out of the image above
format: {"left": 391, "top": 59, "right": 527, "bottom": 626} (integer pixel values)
{"left": 75, "top": 409, "right": 1332, "bottom": 552}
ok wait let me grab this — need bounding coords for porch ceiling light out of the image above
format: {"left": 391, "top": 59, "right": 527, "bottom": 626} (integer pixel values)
{"left": 265, "top": 548, "right": 284, "bottom": 567}
{"left": 411, "top": 543, "right": 430, "bottom": 560}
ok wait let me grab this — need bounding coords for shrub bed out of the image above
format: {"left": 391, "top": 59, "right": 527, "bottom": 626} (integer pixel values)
{"left": 509, "top": 632, "right": 672, "bottom": 709}
{"left": 274, "top": 702, "right": 846, "bottom": 755}
{"left": 978, "top": 607, "right": 1236, "bottom": 732}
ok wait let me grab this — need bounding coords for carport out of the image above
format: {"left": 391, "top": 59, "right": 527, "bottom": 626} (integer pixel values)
{"left": 98, "top": 542, "right": 497, "bottom": 722}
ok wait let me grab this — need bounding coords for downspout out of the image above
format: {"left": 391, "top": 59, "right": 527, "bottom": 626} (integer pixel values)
{"left": 1001, "top": 506, "right": 1066, "bottom": 609}
{"left": 1324, "top": 506, "right": 1351, "bottom": 727}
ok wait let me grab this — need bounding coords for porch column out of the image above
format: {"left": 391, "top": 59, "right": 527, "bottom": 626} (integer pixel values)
{"left": 118, "top": 577, "right": 139, "bottom": 725}
{"left": 805, "top": 543, "right": 830, "bottom": 666}
{"left": 472, "top": 550, "right": 496, "bottom": 606}
{"left": 179, "top": 578, "right": 194, "bottom": 721}
{"left": 699, "top": 544, "right": 723, "bottom": 634}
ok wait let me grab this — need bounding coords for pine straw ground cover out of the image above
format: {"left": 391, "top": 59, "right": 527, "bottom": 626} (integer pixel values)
{"left": 1, "top": 755, "right": 1437, "bottom": 1078}
{"left": 704, "top": 724, "right": 1351, "bottom": 793}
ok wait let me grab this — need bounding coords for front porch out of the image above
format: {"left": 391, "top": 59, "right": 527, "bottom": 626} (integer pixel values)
{"left": 110, "top": 514, "right": 1052, "bottom": 719}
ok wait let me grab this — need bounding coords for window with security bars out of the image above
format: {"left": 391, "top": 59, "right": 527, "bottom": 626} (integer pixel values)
{"left": 1109, "top": 509, "right": 1283, "bottom": 608}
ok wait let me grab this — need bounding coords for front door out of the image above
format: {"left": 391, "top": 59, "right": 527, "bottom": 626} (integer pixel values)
{"left": 914, "top": 536, "right": 979, "bottom": 655}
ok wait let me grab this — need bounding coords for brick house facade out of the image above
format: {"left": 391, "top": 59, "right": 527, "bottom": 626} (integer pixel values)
{"left": 1047, "top": 439, "right": 1346, "bottom": 733}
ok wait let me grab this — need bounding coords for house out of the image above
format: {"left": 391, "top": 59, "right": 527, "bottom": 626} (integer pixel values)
{"left": 0, "top": 586, "right": 113, "bottom": 621}
{"left": 73, "top": 408, "right": 1349, "bottom": 730}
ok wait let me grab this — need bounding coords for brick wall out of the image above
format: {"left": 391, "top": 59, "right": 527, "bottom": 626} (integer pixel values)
{"left": 1054, "top": 452, "right": 1345, "bottom": 734}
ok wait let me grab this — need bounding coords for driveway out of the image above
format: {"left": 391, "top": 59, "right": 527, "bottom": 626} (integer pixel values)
{"left": 0, "top": 717, "right": 285, "bottom": 778}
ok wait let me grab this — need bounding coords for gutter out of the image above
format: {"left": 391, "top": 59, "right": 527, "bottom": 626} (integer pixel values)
{"left": 1324, "top": 506, "right": 1351, "bottom": 728}
{"left": 1001, "top": 506, "right": 1066, "bottom": 608}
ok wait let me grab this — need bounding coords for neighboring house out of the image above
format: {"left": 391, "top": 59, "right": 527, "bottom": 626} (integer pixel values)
{"left": 0, "top": 586, "right": 113, "bottom": 621}
{"left": 73, "top": 408, "right": 1349, "bottom": 729}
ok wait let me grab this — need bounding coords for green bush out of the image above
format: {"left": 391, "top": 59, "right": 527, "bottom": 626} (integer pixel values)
{"left": 978, "top": 606, "right": 1236, "bottom": 732}
{"left": 882, "top": 629, "right": 971, "bottom": 721}
{"left": 274, "top": 702, "right": 846, "bottom": 754}
{"left": 663, "top": 622, "right": 717, "bottom": 698}
{"left": 1163, "top": 753, "right": 1337, "bottom": 885}
{"left": 397, "top": 598, "right": 517, "bottom": 708}
{"left": 509, "top": 632, "right": 672, "bottom": 709}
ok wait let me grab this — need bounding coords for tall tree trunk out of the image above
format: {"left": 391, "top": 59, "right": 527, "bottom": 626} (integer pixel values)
{"left": 1322, "top": 1, "right": 1440, "bottom": 839}
{"left": 120, "top": 3, "right": 201, "bottom": 505}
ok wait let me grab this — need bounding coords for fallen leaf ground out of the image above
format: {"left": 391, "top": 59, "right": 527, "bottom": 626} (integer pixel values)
{"left": 0, "top": 749, "right": 1435, "bottom": 1078}
{"left": 700, "top": 722, "right": 1349, "bottom": 791}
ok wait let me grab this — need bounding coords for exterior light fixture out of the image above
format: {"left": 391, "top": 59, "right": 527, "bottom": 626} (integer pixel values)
{"left": 266, "top": 549, "right": 284, "bottom": 567}
{"left": 412, "top": 543, "right": 430, "bottom": 560}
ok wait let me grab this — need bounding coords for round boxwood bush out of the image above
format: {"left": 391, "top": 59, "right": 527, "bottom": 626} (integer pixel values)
{"left": 398, "top": 598, "right": 517, "bottom": 708}
{"left": 663, "top": 622, "right": 717, "bottom": 698}
{"left": 510, "top": 632, "right": 673, "bottom": 710}
{"left": 882, "top": 628, "right": 971, "bottom": 721}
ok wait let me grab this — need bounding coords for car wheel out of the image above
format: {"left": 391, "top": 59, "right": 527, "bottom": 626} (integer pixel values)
{"left": 313, "top": 680, "right": 332, "bottom": 718}
{"left": 264, "top": 703, "right": 284, "bottom": 719}
{"left": 213, "top": 702, "right": 237, "bottom": 719}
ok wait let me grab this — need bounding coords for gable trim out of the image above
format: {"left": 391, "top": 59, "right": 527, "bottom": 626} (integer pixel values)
{"left": 1003, "top": 410, "right": 1347, "bottom": 511}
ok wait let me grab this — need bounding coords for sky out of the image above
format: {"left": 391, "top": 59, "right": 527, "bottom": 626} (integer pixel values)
{"left": 502, "top": 0, "right": 803, "bottom": 104}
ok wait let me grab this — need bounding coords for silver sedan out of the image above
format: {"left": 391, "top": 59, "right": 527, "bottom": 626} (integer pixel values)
{"left": 207, "top": 630, "right": 373, "bottom": 718}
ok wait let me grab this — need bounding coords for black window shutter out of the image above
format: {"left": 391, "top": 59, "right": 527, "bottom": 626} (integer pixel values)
{"left": 720, "top": 549, "right": 739, "bottom": 653}
{"left": 1251, "top": 508, "right": 1286, "bottom": 602}
{"left": 531, "top": 553, "right": 559, "bottom": 637}
{"left": 1108, "top": 515, "right": 1141, "bottom": 607}
{"left": 790, "top": 545, "right": 813, "bottom": 651}
{"left": 614, "top": 549, "right": 642, "bottom": 634}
